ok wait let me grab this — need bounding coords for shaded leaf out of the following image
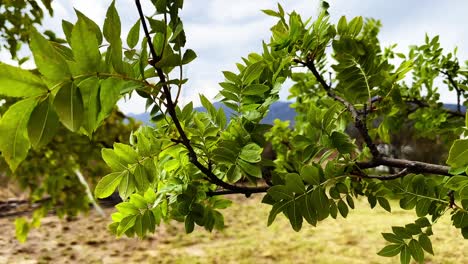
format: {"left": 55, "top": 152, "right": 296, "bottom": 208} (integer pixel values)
{"left": 27, "top": 97, "right": 59, "bottom": 148}
{"left": 53, "top": 82, "right": 84, "bottom": 131}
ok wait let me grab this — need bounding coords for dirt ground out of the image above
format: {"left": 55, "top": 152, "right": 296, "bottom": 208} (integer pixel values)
{"left": 0, "top": 194, "right": 467, "bottom": 264}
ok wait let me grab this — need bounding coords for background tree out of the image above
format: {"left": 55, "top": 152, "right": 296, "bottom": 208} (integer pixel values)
{"left": 0, "top": 96, "right": 139, "bottom": 240}
{"left": 0, "top": 1, "right": 467, "bottom": 263}
{"left": 0, "top": 0, "right": 55, "bottom": 61}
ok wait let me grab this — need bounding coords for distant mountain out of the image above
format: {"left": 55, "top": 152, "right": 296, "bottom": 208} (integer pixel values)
{"left": 444, "top": 103, "right": 466, "bottom": 113}
{"left": 127, "top": 102, "right": 463, "bottom": 125}
{"left": 126, "top": 101, "right": 296, "bottom": 125}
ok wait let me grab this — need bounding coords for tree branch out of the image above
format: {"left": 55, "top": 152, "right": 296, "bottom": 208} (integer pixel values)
{"left": 135, "top": 0, "right": 269, "bottom": 195}
{"left": 207, "top": 187, "right": 269, "bottom": 197}
{"left": 356, "top": 156, "right": 455, "bottom": 176}
{"left": 356, "top": 168, "right": 410, "bottom": 180}
{"left": 296, "top": 58, "right": 381, "bottom": 158}
{"left": 440, "top": 70, "right": 464, "bottom": 113}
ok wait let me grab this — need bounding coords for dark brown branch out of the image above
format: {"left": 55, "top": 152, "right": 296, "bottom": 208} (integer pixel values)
{"left": 356, "top": 168, "right": 409, "bottom": 180}
{"left": 135, "top": 0, "right": 269, "bottom": 196}
{"left": 207, "top": 187, "right": 269, "bottom": 197}
{"left": 296, "top": 58, "right": 380, "bottom": 158}
{"left": 356, "top": 157, "right": 454, "bottom": 176}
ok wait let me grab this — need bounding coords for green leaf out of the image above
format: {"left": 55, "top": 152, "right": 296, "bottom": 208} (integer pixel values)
{"left": 0, "top": 62, "right": 48, "bottom": 97}
{"left": 103, "top": 1, "right": 123, "bottom": 73}
{"left": 299, "top": 193, "right": 317, "bottom": 226}
{"left": 415, "top": 199, "right": 431, "bottom": 217}
{"left": 102, "top": 148, "right": 128, "bottom": 171}
{"left": 267, "top": 200, "right": 290, "bottom": 226}
{"left": 418, "top": 234, "right": 434, "bottom": 255}
{"left": 348, "top": 16, "right": 363, "bottom": 36}
{"left": 286, "top": 199, "right": 303, "bottom": 231}
{"left": 71, "top": 15, "right": 101, "bottom": 73}
{"left": 117, "top": 215, "right": 136, "bottom": 236}
{"left": 382, "top": 233, "right": 404, "bottom": 244}
{"left": 226, "top": 165, "right": 242, "bottom": 182}
{"left": 285, "top": 173, "right": 306, "bottom": 194}
{"left": 103, "top": 1, "right": 121, "bottom": 44}
{"left": 400, "top": 245, "right": 411, "bottom": 264}
{"left": 53, "top": 82, "right": 84, "bottom": 131}
{"left": 113, "top": 143, "right": 138, "bottom": 164}
{"left": 98, "top": 77, "right": 123, "bottom": 124}
{"left": 185, "top": 215, "right": 195, "bottom": 234}
{"left": 301, "top": 165, "right": 320, "bottom": 185}
{"left": 127, "top": 20, "right": 140, "bottom": 49}
{"left": 237, "top": 159, "right": 261, "bottom": 178}
{"left": 337, "top": 16, "right": 348, "bottom": 35}
{"left": 222, "top": 71, "right": 241, "bottom": 84}
{"left": 242, "top": 62, "right": 264, "bottom": 85}
{"left": 312, "top": 187, "right": 329, "bottom": 221}
{"left": 94, "top": 171, "right": 125, "bottom": 198}
{"left": 466, "top": 112, "right": 468, "bottom": 128}
{"left": 261, "top": 9, "right": 280, "bottom": 17}
{"left": 400, "top": 196, "right": 417, "bottom": 210}
{"left": 243, "top": 84, "right": 269, "bottom": 95}
{"left": 182, "top": 49, "right": 197, "bottom": 64}
{"left": 30, "top": 30, "right": 71, "bottom": 81}
{"left": 14, "top": 217, "right": 30, "bottom": 243}
{"left": 377, "top": 244, "right": 402, "bottom": 257}
{"left": 0, "top": 98, "right": 38, "bottom": 171}
{"left": 27, "top": 97, "right": 59, "bottom": 148}
{"left": 337, "top": 199, "right": 349, "bottom": 218}
{"left": 75, "top": 10, "right": 103, "bottom": 45}
{"left": 330, "top": 131, "right": 354, "bottom": 154}
{"left": 239, "top": 143, "right": 262, "bottom": 163}
{"left": 392, "top": 226, "right": 412, "bottom": 239}
{"left": 408, "top": 239, "right": 424, "bottom": 263}
{"left": 212, "top": 198, "right": 232, "bottom": 209}
{"left": 267, "top": 185, "right": 294, "bottom": 201}
{"left": 444, "top": 175, "right": 468, "bottom": 190}
{"left": 134, "top": 215, "right": 144, "bottom": 237}
{"left": 116, "top": 202, "right": 139, "bottom": 215}
{"left": 77, "top": 77, "right": 100, "bottom": 135}
{"left": 346, "top": 195, "right": 355, "bottom": 209}
{"left": 130, "top": 193, "right": 147, "bottom": 209}
{"left": 446, "top": 139, "right": 468, "bottom": 168}
{"left": 134, "top": 163, "right": 150, "bottom": 191}
{"left": 119, "top": 170, "right": 135, "bottom": 200}
{"left": 143, "top": 210, "right": 156, "bottom": 233}
{"left": 415, "top": 217, "right": 431, "bottom": 228}
{"left": 461, "top": 227, "right": 468, "bottom": 239}
{"left": 62, "top": 20, "right": 74, "bottom": 43}
{"left": 377, "top": 197, "right": 391, "bottom": 212}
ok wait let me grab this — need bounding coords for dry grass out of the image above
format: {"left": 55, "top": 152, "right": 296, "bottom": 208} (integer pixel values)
{"left": 0, "top": 195, "right": 466, "bottom": 263}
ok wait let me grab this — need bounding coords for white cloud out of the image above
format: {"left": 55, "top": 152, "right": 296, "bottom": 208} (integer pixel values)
{"left": 2, "top": 0, "right": 467, "bottom": 112}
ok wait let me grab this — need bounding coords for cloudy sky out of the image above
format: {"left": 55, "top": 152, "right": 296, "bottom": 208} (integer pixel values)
{"left": 2, "top": 0, "right": 467, "bottom": 114}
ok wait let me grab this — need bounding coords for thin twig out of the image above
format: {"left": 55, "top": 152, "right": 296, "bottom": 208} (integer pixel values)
{"left": 440, "top": 70, "right": 464, "bottom": 113}
{"left": 356, "top": 156, "right": 457, "bottom": 176}
{"left": 135, "top": 0, "right": 270, "bottom": 196}
{"left": 357, "top": 168, "right": 409, "bottom": 180}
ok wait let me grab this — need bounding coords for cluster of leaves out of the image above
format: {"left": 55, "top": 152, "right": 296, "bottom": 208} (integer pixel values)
{"left": 0, "top": 1, "right": 467, "bottom": 263}
{"left": 0, "top": 103, "right": 139, "bottom": 241}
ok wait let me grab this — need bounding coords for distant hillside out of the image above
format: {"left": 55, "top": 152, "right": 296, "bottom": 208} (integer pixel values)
{"left": 126, "top": 101, "right": 296, "bottom": 124}
{"left": 444, "top": 103, "right": 466, "bottom": 113}
{"left": 127, "top": 102, "right": 463, "bottom": 125}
